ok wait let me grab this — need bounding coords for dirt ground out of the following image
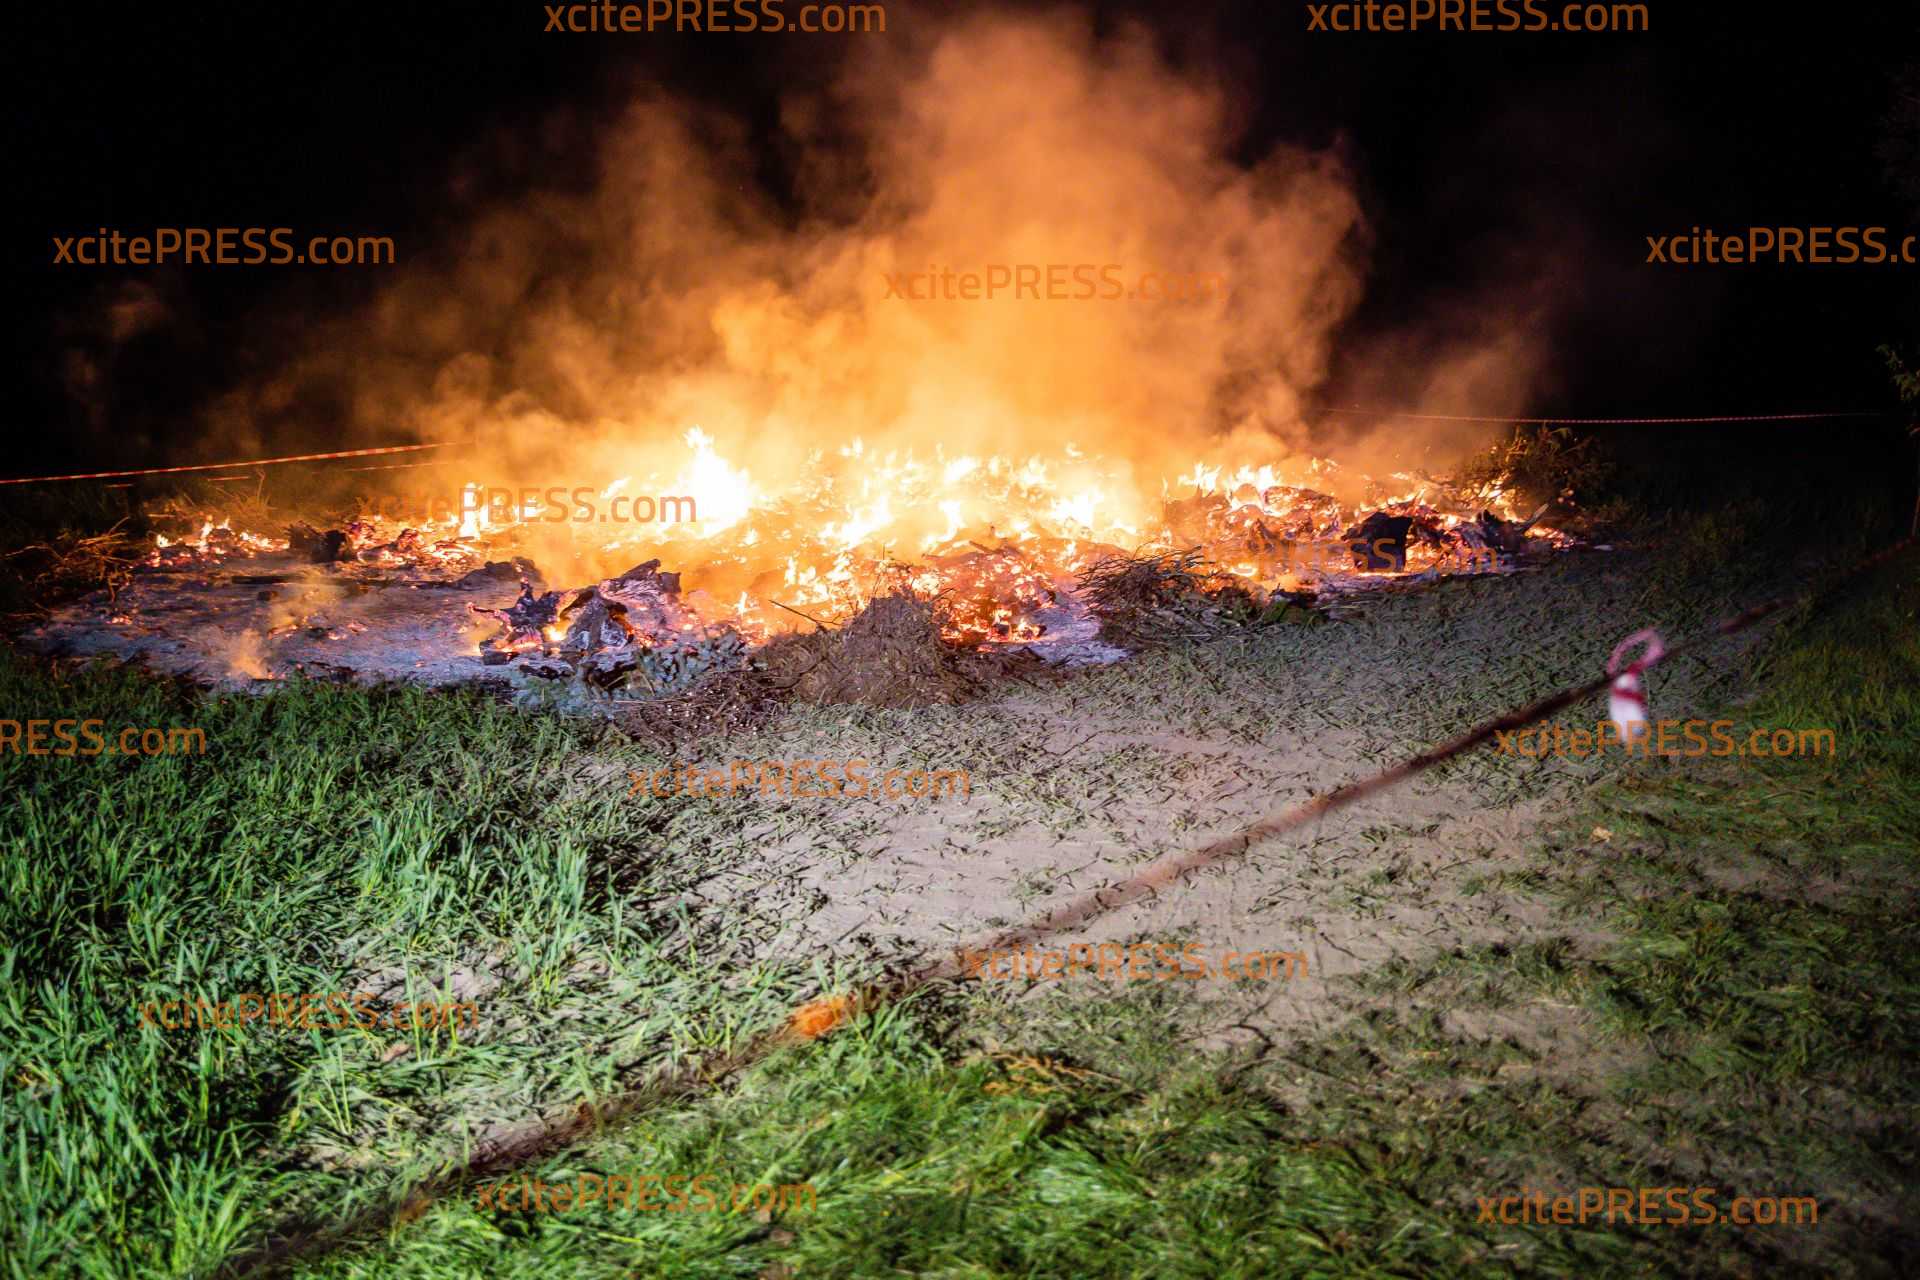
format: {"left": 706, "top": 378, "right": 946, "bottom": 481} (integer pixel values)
{"left": 578, "top": 543, "right": 1773, "bottom": 1061}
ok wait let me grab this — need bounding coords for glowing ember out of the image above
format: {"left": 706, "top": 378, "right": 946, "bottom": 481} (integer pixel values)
{"left": 135, "top": 432, "right": 1569, "bottom": 662}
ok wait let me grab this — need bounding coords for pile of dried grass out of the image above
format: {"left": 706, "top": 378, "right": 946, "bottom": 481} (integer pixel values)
{"left": 618, "top": 591, "right": 1042, "bottom": 747}
{"left": 0, "top": 522, "right": 143, "bottom": 622}
{"left": 1077, "top": 548, "right": 1259, "bottom": 648}
{"left": 768, "top": 591, "right": 1039, "bottom": 707}
{"left": 616, "top": 654, "right": 795, "bottom": 748}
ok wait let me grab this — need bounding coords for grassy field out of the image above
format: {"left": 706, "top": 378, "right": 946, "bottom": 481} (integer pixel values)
{"left": 2, "top": 493, "right": 1915, "bottom": 1278}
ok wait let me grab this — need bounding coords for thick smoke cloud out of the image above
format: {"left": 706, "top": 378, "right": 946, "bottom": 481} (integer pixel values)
{"left": 198, "top": 6, "right": 1546, "bottom": 577}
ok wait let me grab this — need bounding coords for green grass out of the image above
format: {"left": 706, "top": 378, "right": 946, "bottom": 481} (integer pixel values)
{"left": 2, "top": 517, "right": 1915, "bottom": 1278}
{"left": 279, "top": 989, "right": 1610, "bottom": 1280}
{"left": 0, "top": 655, "right": 860, "bottom": 1279}
{"left": 1310, "top": 545, "right": 1920, "bottom": 1277}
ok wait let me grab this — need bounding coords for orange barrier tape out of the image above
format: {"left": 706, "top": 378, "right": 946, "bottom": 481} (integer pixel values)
{"left": 0, "top": 444, "right": 444, "bottom": 486}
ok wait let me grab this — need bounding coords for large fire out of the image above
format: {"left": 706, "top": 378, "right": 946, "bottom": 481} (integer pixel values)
{"left": 136, "top": 425, "right": 1562, "bottom": 673}
{"left": 102, "top": 10, "right": 1569, "bottom": 687}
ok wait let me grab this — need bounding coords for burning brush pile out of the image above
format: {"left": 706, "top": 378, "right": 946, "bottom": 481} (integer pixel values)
{"left": 12, "top": 11, "right": 1605, "bottom": 720}
{"left": 17, "top": 443, "right": 1574, "bottom": 714}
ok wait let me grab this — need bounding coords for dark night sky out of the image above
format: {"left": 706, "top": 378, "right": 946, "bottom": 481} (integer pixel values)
{"left": 9, "top": 1, "right": 1919, "bottom": 479}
